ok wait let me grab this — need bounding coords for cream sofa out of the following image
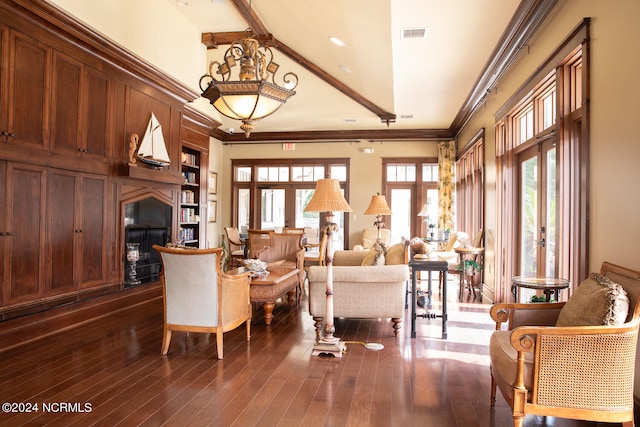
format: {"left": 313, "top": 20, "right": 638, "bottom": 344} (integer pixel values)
{"left": 307, "top": 249, "right": 409, "bottom": 338}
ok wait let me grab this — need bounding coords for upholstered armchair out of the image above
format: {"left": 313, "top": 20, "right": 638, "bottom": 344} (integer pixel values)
{"left": 361, "top": 227, "right": 391, "bottom": 248}
{"left": 256, "top": 232, "right": 305, "bottom": 290}
{"left": 489, "top": 261, "right": 640, "bottom": 426}
{"left": 153, "top": 245, "right": 252, "bottom": 360}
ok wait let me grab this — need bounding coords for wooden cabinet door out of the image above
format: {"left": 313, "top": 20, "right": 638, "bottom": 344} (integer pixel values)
{"left": 2, "top": 163, "right": 47, "bottom": 306}
{"left": 48, "top": 169, "right": 78, "bottom": 294}
{"left": 50, "top": 51, "right": 81, "bottom": 155}
{"left": 6, "top": 31, "right": 50, "bottom": 148}
{"left": 48, "top": 170, "right": 107, "bottom": 291}
{"left": 77, "top": 174, "right": 107, "bottom": 289}
{"left": 83, "top": 66, "right": 111, "bottom": 158}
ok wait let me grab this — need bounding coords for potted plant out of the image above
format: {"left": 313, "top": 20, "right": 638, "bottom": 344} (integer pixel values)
{"left": 456, "top": 259, "right": 483, "bottom": 276}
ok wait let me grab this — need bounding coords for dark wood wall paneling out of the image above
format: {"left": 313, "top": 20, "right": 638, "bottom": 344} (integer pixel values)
{"left": 0, "top": 0, "right": 219, "bottom": 319}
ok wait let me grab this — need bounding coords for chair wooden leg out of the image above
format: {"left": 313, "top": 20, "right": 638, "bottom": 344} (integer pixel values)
{"left": 392, "top": 318, "right": 402, "bottom": 337}
{"left": 313, "top": 316, "right": 323, "bottom": 342}
{"left": 216, "top": 327, "right": 224, "bottom": 359}
{"left": 161, "top": 327, "right": 171, "bottom": 355}
{"left": 490, "top": 370, "right": 497, "bottom": 406}
{"left": 245, "top": 318, "right": 251, "bottom": 341}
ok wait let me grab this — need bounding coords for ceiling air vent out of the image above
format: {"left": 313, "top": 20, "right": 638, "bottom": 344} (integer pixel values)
{"left": 401, "top": 27, "right": 429, "bottom": 39}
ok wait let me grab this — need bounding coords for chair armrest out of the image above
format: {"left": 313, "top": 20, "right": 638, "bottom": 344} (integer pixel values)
{"left": 508, "top": 321, "right": 640, "bottom": 408}
{"left": 490, "top": 302, "right": 565, "bottom": 330}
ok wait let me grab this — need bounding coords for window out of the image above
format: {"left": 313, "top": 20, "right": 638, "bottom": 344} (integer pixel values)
{"left": 231, "top": 158, "right": 350, "bottom": 247}
{"left": 456, "top": 131, "right": 484, "bottom": 239}
{"left": 494, "top": 20, "right": 589, "bottom": 303}
{"left": 383, "top": 158, "right": 437, "bottom": 241}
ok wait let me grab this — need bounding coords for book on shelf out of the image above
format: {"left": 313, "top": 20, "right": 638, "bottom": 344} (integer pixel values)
{"left": 180, "top": 190, "right": 195, "bottom": 204}
{"left": 181, "top": 152, "right": 198, "bottom": 167}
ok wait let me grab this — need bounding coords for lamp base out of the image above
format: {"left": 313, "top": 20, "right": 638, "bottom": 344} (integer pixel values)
{"left": 312, "top": 337, "right": 346, "bottom": 358}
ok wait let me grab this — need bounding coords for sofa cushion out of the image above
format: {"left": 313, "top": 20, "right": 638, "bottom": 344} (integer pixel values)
{"left": 556, "top": 273, "right": 629, "bottom": 327}
{"left": 385, "top": 243, "right": 406, "bottom": 265}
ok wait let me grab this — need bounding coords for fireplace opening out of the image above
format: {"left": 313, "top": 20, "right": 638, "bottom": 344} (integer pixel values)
{"left": 124, "top": 197, "right": 172, "bottom": 287}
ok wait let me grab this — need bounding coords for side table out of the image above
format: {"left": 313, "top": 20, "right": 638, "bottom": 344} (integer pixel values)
{"left": 454, "top": 247, "right": 484, "bottom": 299}
{"left": 512, "top": 276, "right": 570, "bottom": 302}
{"left": 409, "top": 258, "right": 449, "bottom": 339}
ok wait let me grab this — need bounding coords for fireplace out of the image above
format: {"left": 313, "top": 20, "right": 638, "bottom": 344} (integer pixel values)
{"left": 124, "top": 197, "right": 172, "bottom": 287}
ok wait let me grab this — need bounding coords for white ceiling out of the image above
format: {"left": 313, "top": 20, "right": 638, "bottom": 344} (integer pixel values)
{"left": 167, "top": 0, "right": 520, "bottom": 138}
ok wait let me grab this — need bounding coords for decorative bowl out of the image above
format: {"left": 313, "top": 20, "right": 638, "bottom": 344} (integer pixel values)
{"left": 243, "top": 259, "right": 268, "bottom": 272}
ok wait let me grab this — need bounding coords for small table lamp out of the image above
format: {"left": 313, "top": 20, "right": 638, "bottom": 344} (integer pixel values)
{"left": 304, "top": 178, "right": 352, "bottom": 357}
{"left": 364, "top": 193, "right": 392, "bottom": 241}
{"left": 418, "top": 203, "right": 435, "bottom": 239}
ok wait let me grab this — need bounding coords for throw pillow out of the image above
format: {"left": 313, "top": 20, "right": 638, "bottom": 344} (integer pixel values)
{"left": 385, "top": 243, "right": 406, "bottom": 265}
{"left": 361, "top": 242, "right": 385, "bottom": 266}
{"left": 556, "top": 273, "right": 629, "bottom": 327}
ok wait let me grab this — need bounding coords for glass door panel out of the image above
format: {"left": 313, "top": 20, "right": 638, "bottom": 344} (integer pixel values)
{"left": 519, "top": 155, "right": 538, "bottom": 277}
{"left": 517, "top": 140, "right": 557, "bottom": 301}
{"left": 296, "top": 188, "right": 320, "bottom": 246}
{"left": 260, "top": 188, "right": 285, "bottom": 230}
{"left": 237, "top": 188, "right": 250, "bottom": 234}
{"left": 390, "top": 188, "right": 412, "bottom": 244}
{"left": 545, "top": 147, "right": 557, "bottom": 276}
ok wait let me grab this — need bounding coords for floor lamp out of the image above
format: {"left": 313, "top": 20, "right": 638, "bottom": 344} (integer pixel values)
{"left": 364, "top": 193, "right": 392, "bottom": 241}
{"left": 304, "top": 178, "right": 352, "bottom": 357}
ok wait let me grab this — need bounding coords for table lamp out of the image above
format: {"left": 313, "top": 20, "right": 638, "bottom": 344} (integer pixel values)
{"left": 364, "top": 193, "right": 392, "bottom": 241}
{"left": 418, "top": 204, "right": 435, "bottom": 239}
{"left": 304, "top": 178, "right": 352, "bottom": 357}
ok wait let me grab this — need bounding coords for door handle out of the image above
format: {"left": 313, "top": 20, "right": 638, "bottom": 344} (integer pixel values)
{"left": 538, "top": 238, "right": 546, "bottom": 247}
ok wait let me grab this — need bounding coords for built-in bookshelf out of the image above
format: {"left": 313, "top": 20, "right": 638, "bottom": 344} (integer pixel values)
{"left": 180, "top": 147, "right": 201, "bottom": 247}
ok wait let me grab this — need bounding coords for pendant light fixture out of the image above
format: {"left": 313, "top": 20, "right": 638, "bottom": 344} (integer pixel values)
{"left": 199, "top": 1, "right": 298, "bottom": 137}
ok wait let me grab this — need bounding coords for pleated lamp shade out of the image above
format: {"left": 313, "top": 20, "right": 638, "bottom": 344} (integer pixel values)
{"left": 364, "top": 194, "right": 392, "bottom": 216}
{"left": 417, "top": 204, "right": 429, "bottom": 216}
{"left": 304, "top": 179, "right": 353, "bottom": 213}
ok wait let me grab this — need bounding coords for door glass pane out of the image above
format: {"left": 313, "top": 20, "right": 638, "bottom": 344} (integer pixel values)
{"left": 237, "top": 188, "right": 250, "bottom": 233}
{"left": 296, "top": 188, "right": 320, "bottom": 245}
{"left": 424, "top": 188, "right": 438, "bottom": 236}
{"left": 545, "top": 147, "right": 557, "bottom": 276}
{"left": 390, "top": 188, "right": 411, "bottom": 244}
{"left": 260, "top": 188, "right": 285, "bottom": 230}
{"left": 520, "top": 157, "right": 538, "bottom": 276}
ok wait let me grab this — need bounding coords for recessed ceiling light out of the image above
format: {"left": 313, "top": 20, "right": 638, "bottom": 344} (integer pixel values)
{"left": 177, "top": 0, "right": 190, "bottom": 6}
{"left": 338, "top": 65, "right": 351, "bottom": 74}
{"left": 344, "top": 118, "right": 357, "bottom": 123}
{"left": 400, "top": 114, "right": 414, "bottom": 119}
{"left": 329, "top": 36, "right": 345, "bottom": 47}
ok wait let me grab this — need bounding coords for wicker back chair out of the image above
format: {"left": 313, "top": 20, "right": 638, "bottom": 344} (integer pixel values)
{"left": 247, "top": 229, "right": 273, "bottom": 259}
{"left": 489, "top": 261, "right": 640, "bottom": 426}
{"left": 224, "top": 226, "right": 246, "bottom": 268}
{"left": 153, "top": 245, "right": 251, "bottom": 360}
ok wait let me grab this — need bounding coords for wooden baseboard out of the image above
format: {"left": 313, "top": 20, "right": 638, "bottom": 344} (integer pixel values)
{"left": 0, "top": 282, "right": 162, "bottom": 353}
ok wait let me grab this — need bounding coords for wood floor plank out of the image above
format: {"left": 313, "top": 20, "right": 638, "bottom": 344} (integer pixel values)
{"left": 0, "top": 278, "right": 634, "bottom": 426}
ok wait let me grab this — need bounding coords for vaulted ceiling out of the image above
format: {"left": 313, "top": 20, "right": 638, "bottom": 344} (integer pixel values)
{"left": 167, "top": 0, "right": 558, "bottom": 143}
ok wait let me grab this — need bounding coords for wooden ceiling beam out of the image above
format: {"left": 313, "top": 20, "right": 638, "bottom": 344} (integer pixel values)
{"left": 216, "top": 128, "right": 453, "bottom": 144}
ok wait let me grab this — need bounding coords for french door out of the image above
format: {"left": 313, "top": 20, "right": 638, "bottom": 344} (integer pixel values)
{"left": 517, "top": 138, "right": 557, "bottom": 279}
{"left": 257, "top": 185, "right": 345, "bottom": 248}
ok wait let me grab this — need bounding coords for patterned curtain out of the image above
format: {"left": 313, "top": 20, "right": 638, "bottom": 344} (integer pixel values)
{"left": 438, "top": 141, "right": 456, "bottom": 230}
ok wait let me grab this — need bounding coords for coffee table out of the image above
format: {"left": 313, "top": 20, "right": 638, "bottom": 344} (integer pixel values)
{"left": 228, "top": 266, "right": 300, "bottom": 325}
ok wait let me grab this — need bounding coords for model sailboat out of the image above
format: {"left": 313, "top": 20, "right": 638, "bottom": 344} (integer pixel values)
{"left": 137, "top": 112, "right": 171, "bottom": 168}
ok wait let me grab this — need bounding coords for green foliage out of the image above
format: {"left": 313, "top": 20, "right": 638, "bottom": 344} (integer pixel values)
{"left": 456, "top": 259, "right": 483, "bottom": 273}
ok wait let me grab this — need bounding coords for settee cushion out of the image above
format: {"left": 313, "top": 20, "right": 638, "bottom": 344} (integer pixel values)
{"left": 556, "top": 273, "right": 629, "bottom": 327}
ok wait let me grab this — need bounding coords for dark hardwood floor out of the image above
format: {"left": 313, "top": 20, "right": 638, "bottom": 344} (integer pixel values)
{"left": 0, "top": 277, "right": 632, "bottom": 426}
